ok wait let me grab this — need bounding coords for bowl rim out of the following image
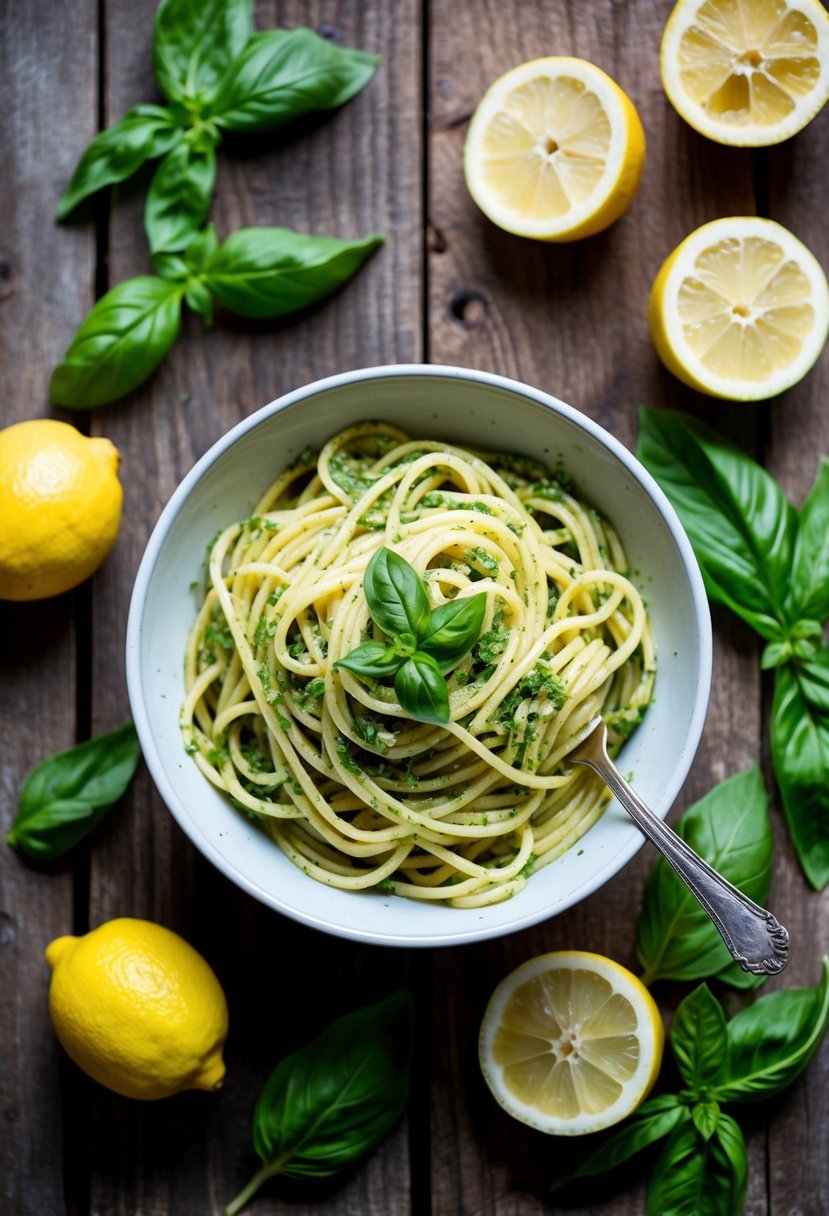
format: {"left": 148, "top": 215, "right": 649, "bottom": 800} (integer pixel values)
{"left": 126, "top": 363, "right": 712, "bottom": 946}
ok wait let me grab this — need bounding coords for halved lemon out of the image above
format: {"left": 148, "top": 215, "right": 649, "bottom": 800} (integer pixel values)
{"left": 464, "top": 58, "right": 646, "bottom": 241}
{"left": 479, "top": 951, "right": 664, "bottom": 1135}
{"left": 661, "top": 0, "right": 829, "bottom": 145}
{"left": 650, "top": 216, "right": 829, "bottom": 400}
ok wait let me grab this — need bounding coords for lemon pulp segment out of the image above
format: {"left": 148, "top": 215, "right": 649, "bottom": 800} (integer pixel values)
{"left": 661, "top": 0, "right": 829, "bottom": 145}
{"left": 464, "top": 58, "right": 645, "bottom": 241}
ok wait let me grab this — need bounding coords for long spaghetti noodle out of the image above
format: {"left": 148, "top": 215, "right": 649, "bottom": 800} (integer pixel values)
{"left": 182, "top": 421, "right": 654, "bottom": 906}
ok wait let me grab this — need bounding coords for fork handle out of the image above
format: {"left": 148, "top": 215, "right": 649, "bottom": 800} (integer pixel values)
{"left": 576, "top": 747, "right": 788, "bottom": 976}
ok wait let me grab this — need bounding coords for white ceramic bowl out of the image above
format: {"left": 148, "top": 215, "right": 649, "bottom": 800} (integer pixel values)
{"left": 127, "top": 365, "right": 711, "bottom": 946}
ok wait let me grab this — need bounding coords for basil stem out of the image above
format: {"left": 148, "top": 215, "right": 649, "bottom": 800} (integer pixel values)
{"left": 7, "top": 724, "right": 141, "bottom": 860}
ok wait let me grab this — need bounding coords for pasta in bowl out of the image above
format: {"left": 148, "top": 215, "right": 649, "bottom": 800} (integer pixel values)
{"left": 128, "top": 366, "right": 710, "bottom": 945}
{"left": 182, "top": 424, "right": 654, "bottom": 906}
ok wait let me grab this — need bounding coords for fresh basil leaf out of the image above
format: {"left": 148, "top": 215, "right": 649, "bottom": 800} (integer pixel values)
{"left": 670, "top": 985, "right": 728, "bottom": 1092}
{"left": 184, "top": 222, "right": 219, "bottom": 272}
{"left": 7, "top": 724, "right": 140, "bottom": 860}
{"left": 637, "top": 767, "right": 771, "bottom": 984}
{"left": 208, "top": 28, "right": 379, "bottom": 131}
{"left": 56, "top": 105, "right": 180, "bottom": 220}
{"left": 796, "top": 646, "right": 829, "bottom": 712}
{"left": 709, "top": 959, "right": 766, "bottom": 992}
{"left": 364, "top": 548, "right": 431, "bottom": 643}
{"left": 395, "top": 654, "right": 450, "bottom": 725}
{"left": 550, "top": 1096, "right": 688, "bottom": 1191}
{"left": 789, "top": 457, "right": 829, "bottom": 623}
{"left": 50, "top": 277, "right": 183, "bottom": 409}
{"left": 647, "top": 1116, "right": 747, "bottom": 1216}
{"left": 203, "top": 227, "right": 383, "bottom": 319}
{"left": 153, "top": 253, "right": 189, "bottom": 282}
{"left": 692, "top": 1101, "right": 720, "bottom": 1141}
{"left": 152, "top": 0, "right": 253, "bottom": 106}
{"left": 184, "top": 279, "right": 214, "bottom": 326}
{"left": 223, "top": 992, "right": 411, "bottom": 1214}
{"left": 714, "top": 957, "right": 829, "bottom": 1102}
{"left": 418, "top": 594, "right": 487, "bottom": 673}
{"left": 333, "top": 641, "right": 404, "bottom": 679}
{"left": 771, "top": 662, "right": 829, "bottom": 890}
{"left": 636, "top": 409, "right": 797, "bottom": 640}
{"left": 144, "top": 141, "right": 217, "bottom": 254}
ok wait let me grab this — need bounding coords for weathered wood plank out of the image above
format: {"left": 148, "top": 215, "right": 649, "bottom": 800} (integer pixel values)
{"left": 427, "top": 2, "right": 764, "bottom": 1213}
{"left": 764, "top": 116, "right": 829, "bottom": 1216}
{"left": 86, "top": 0, "right": 422, "bottom": 1211}
{"left": 0, "top": 0, "right": 97, "bottom": 1212}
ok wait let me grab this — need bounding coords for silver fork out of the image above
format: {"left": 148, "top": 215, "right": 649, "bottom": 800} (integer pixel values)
{"left": 569, "top": 717, "right": 789, "bottom": 976}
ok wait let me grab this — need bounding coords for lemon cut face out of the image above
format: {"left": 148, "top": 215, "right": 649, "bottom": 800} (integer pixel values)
{"left": 479, "top": 951, "right": 664, "bottom": 1135}
{"left": 650, "top": 216, "right": 829, "bottom": 400}
{"left": 464, "top": 58, "right": 646, "bottom": 241}
{"left": 661, "top": 0, "right": 829, "bottom": 145}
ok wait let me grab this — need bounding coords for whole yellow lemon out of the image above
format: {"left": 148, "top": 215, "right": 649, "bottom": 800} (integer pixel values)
{"left": 0, "top": 418, "right": 122, "bottom": 601}
{"left": 45, "top": 918, "right": 228, "bottom": 1101}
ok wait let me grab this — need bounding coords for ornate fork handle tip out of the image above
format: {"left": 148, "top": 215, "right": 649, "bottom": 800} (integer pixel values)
{"left": 570, "top": 717, "right": 790, "bottom": 977}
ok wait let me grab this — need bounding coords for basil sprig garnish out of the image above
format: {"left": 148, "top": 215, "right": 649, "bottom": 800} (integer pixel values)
{"left": 637, "top": 767, "right": 772, "bottom": 990}
{"left": 57, "top": 0, "right": 379, "bottom": 255}
{"left": 638, "top": 409, "right": 829, "bottom": 890}
{"left": 551, "top": 960, "right": 829, "bottom": 1213}
{"left": 6, "top": 723, "right": 141, "bottom": 860}
{"left": 334, "top": 548, "right": 487, "bottom": 725}
{"left": 50, "top": 226, "right": 382, "bottom": 408}
{"left": 223, "top": 992, "right": 412, "bottom": 1216}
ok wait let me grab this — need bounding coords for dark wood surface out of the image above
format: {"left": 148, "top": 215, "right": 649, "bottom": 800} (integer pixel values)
{"left": 1, "top": 1, "right": 827, "bottom": 1214}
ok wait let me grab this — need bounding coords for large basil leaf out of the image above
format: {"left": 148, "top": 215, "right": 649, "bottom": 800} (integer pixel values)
{"left": 50, "top": 276, "right": 183, "bottom": 409}
{"left": 550, "top": 1096, "right": 689, "bottom": 1191}
{"left": 364, "top": 548, "right": 431, "bottom": 642}
{"left": 771, "top": 662, "right": 829, "bottom": 890}
{"left": 714, "top": 958, "right": 829, "bottom": 1102}
{"left": 788, "top": 457, "right": 829, "bottom": 624}
{"left": 208, "top": 28, "right": 379, "bottom": 131}
{"left": 56, "top": 105, "right": 180, "bottom": 220}
{"left": 796, "top": 646, "right": 829, "bottom": 713}
{"left": 637, "top": 767, "right": 771, "bottom": 984}
{"left": 333, "top": 641, "right": 404, "bottom": 679}
{"left": 144, "top": 141, "right": 217, "bottom": 253}
{"left": 670, "top": 985, "right": 728, "bottom": 1092}
{"left": 636, "top": 409, "right": 797, "bottom": 639}
{"left": 419, "top": 594, "right": 487, "bottom": 673}
{"left": 395, "top": 654, "right": 450, "bottom": 725}
{"left": 152, "top": 0, "right": 252, "bottom": 105}
{"left": 222, "top": 992, "right": 411, "bottom": 1215}
{"left": 647, "top": 1117, "right": 747, "bottom": 1216}
{"left": 203, "top": 227, "right": 383, "bottom": 319}
{"left": 6, "top": 724, "right": 141, "bottom": 860}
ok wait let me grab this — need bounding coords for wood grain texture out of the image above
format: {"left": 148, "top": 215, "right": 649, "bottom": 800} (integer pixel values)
{"left": 85, "top": 0, "right": 421, "bottom": 1212}
{"left": 763, "top": 112, "right": 829, "bottom": 1216}
{"left": 0, "top": 0, "right": 97, "bottom": 1212}
{"left": 427, "top": 2, "right": 768, "bottom": 1213}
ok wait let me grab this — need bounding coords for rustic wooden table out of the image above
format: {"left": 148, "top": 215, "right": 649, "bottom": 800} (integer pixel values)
{"left": 2, "top": 1, "right": 828, "bottom": 1213}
